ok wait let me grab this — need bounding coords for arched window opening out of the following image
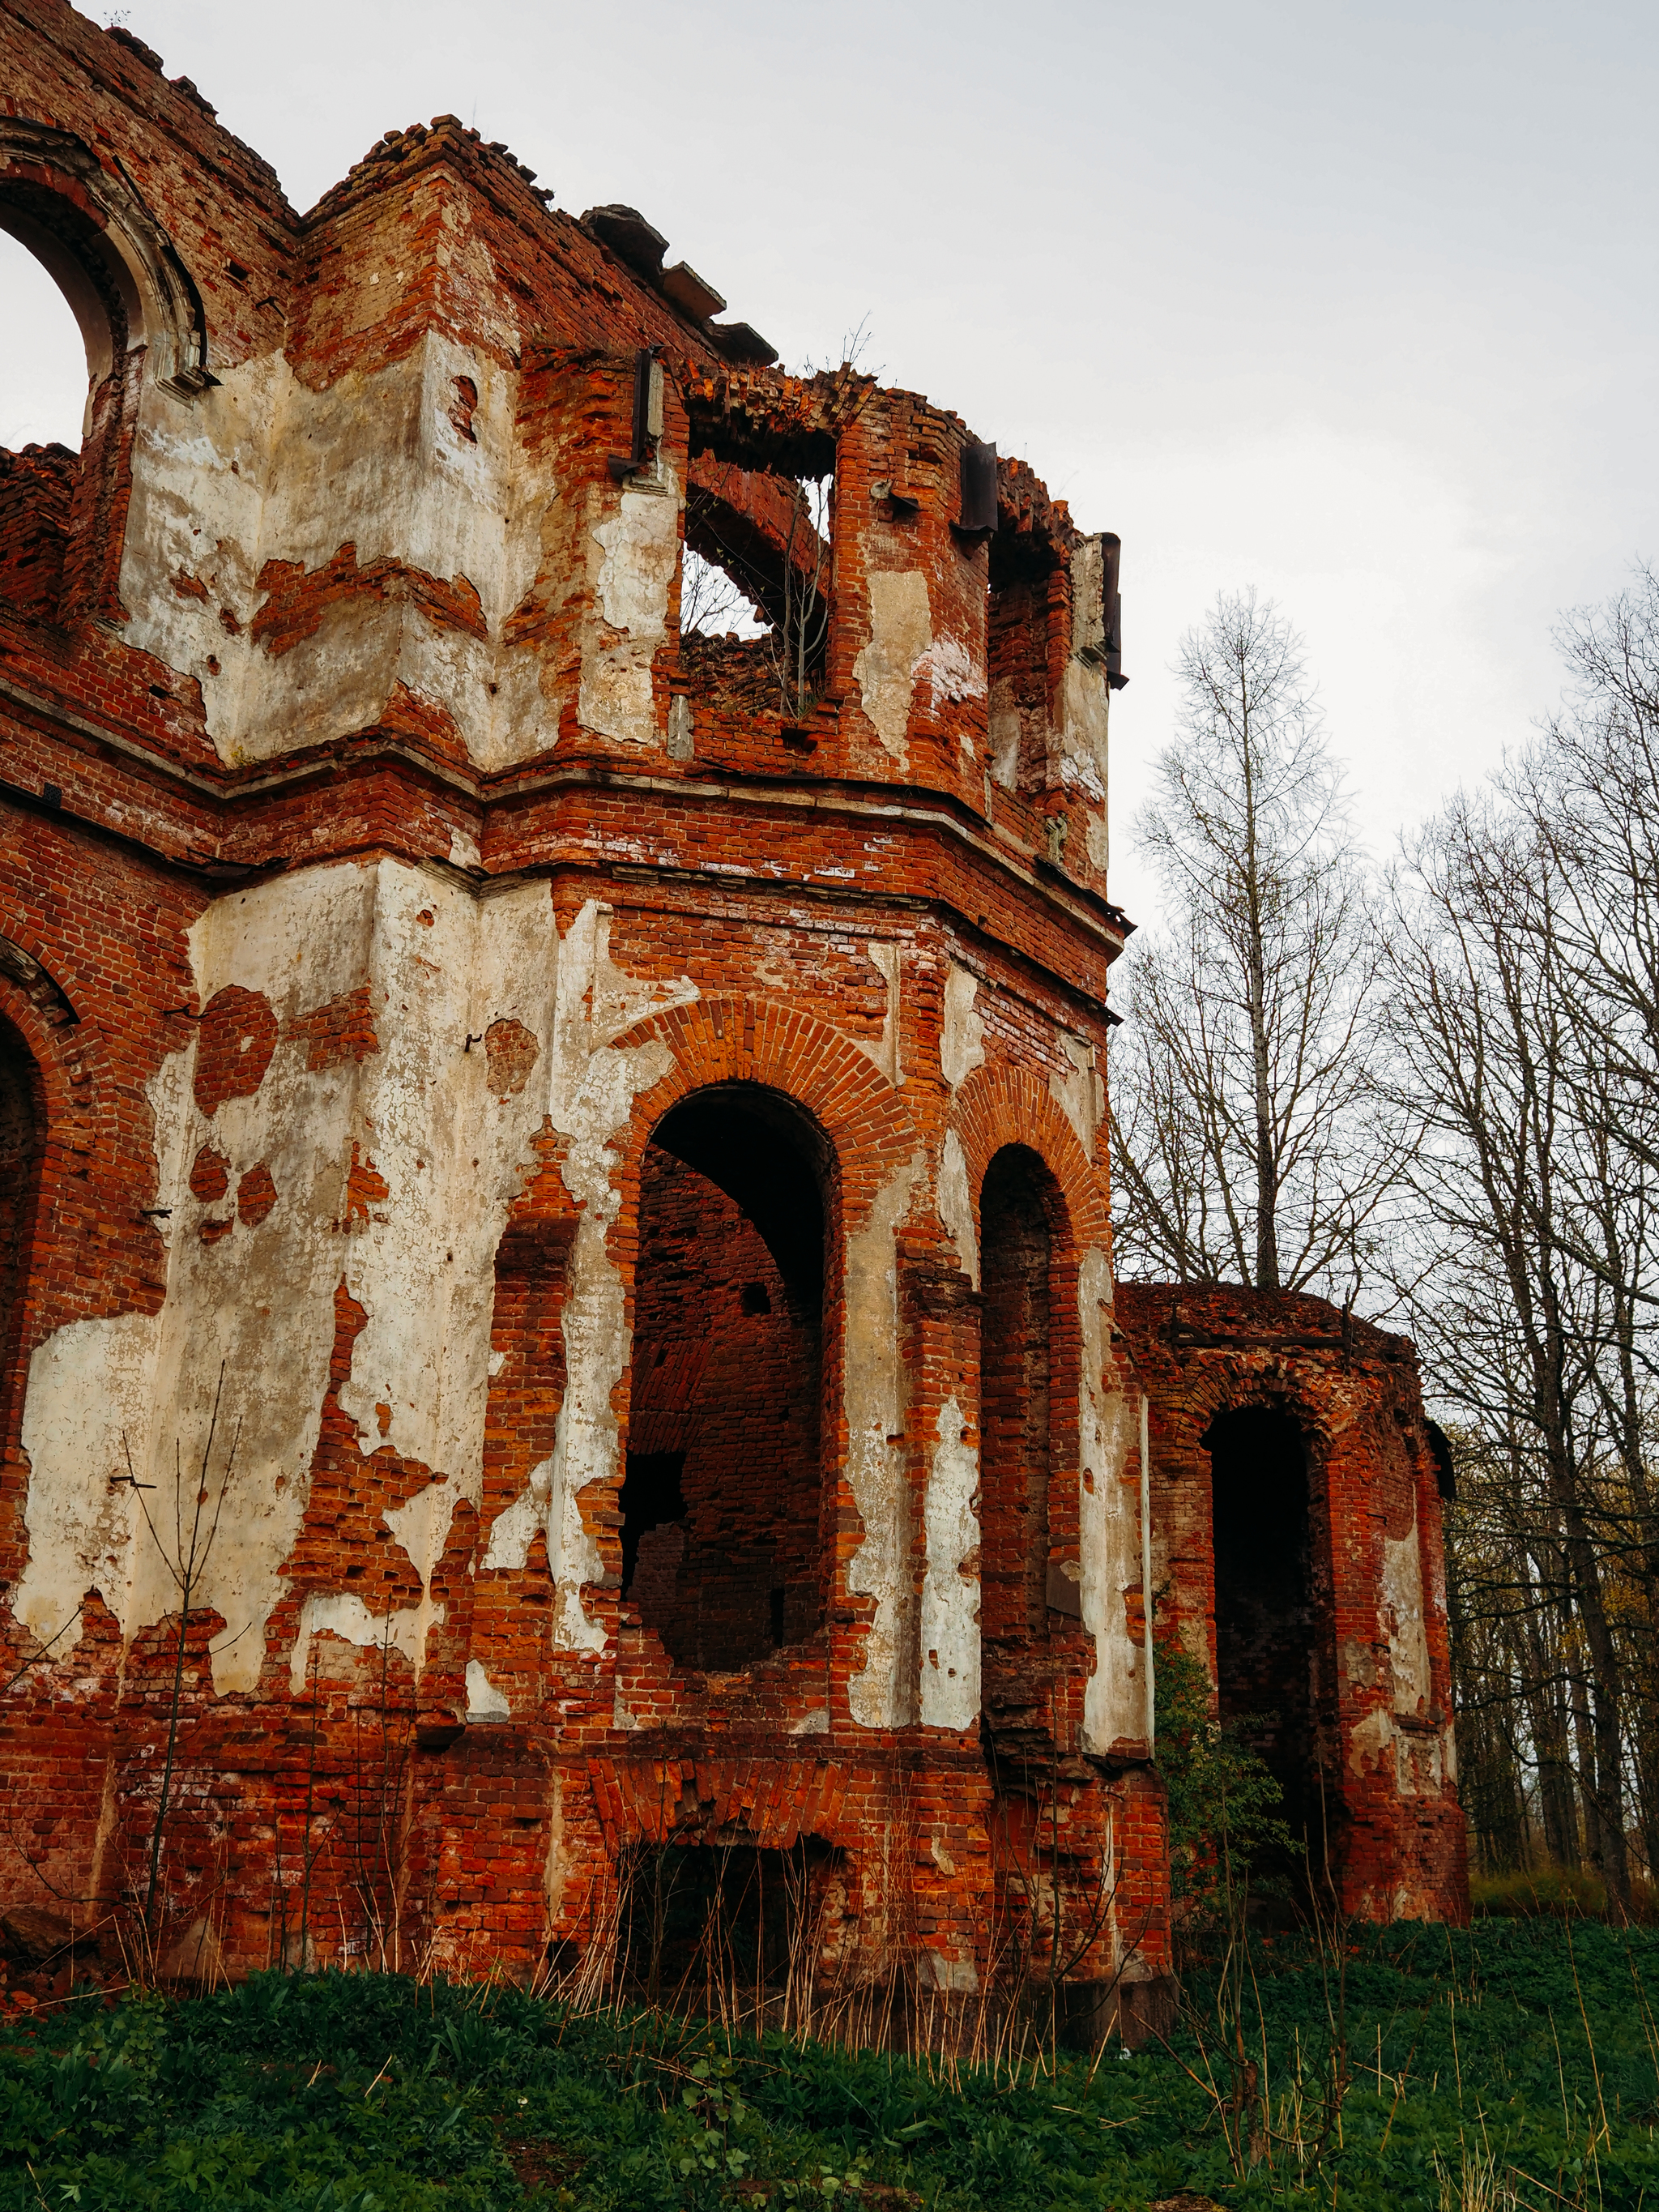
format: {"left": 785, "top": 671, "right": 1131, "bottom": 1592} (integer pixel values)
{"left": 0, "top": 1021, "right": 45, "bottom": 1449}
{"left": 679, "top": 437, "right": 835, "bottom": 729}
{"left": 979, "top": 1145, "right": 1058, "bottom": 1744}
{"left": 1205, "top": 1406, "right": 1333, "bottom": 1881}
{"left": 623, "top": 1085, "right": 827, "bottom": 1672}
{"left": 0, "top": 227, "right": 91, "bottom": 622}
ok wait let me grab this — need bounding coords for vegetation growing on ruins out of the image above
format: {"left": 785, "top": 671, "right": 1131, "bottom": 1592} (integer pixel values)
{"left": 6, "top": 1917, "right": 1659, "bottom": 2210}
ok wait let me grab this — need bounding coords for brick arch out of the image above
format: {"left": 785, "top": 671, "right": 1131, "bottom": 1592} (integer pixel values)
{"left": 1137, "top": 1356, "right": 1343, "bottom": 1461}
{"left": 949, "top": 1061, "right": 1110, "bottom": 1257}
{"left": 610, "top": 994, "right": 919, "bottom": 1233}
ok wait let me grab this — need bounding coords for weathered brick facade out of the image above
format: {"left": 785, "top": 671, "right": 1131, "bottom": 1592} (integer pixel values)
{"left": 0, "top": 0, "right": 1462, "bottom": 2019}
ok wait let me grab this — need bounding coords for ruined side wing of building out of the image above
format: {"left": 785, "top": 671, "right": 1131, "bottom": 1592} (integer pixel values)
{"left": 0, "top": 0, "right": 1465, "bottom": 2013}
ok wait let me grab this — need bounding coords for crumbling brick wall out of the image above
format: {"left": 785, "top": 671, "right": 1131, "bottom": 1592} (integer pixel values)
{"left": 1115, "top": 1284, "right": 1467, "bottom": 1924}
{"left": 0, "top": 0, "right": 1460, "bottom": 2020}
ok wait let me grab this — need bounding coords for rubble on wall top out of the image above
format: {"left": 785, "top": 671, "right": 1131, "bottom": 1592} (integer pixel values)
{"left": 305, "top": 114, "right": 552, "bottom": 225}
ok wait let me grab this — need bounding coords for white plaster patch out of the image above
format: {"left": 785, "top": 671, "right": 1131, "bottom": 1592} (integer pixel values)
{"left": 853, "top": 570, "right": 931, "bottom": 763}
{"left": 919, "top": 1398, "right": 980, "bottom": 1731}
{"left": 1382, "top": 1520, "right": 1431, "bottom": 1715}
{"left": 480, "top": 901, "right": 695, "bottom": 1651}
{"left": 917, "top": 632, "right": 985, "bottom": 716}
{"left": 289, "top": 1588, "right": 440, "bottom": 1694}
{"left": 844, "top": 1151, "right": 925, "bottom": 1728}
{"left": 1077, "top": 1247, "right": 1144, "bottom": 1754}
{"left": 465, "top": 1657, "right": 510, "bottom": 1720}
{"left": 15, "top": 857, "right": 570, "bottom": 1695}
{"left": 122, "top": 335, "right": 557, "bottom": 771}
{"left": 937, "top": 1129, "right": 978, "bottom": 1288}
{"left": 863, "top": 942, "right": 902, "bottom": 1084}
{"left": 16, "top": 1312, "right": 159, "bottom": 1650}
{"left": 582, "top": 464, "right": 680, "bottom": 745}
{"left": 1050, "top": 1034, "right": 1102, "bottom": 1155}
{"left": 940, "top": 963, "right": 985, "bottom": 1091}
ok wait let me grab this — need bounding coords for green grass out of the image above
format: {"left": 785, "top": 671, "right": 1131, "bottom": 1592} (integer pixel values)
{"left": 6, "top": 1919, "right": 1659, "bottom": 2209}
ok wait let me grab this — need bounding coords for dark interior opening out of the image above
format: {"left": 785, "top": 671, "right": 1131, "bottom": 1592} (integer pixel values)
{"left": 0, "top": 1023, "right": 43, "bottom": 1450}
{"left": 979, "top": 1145, "right": 1056, "bottom": 1751}
{"left": 625, "top": 1084, "right": 825, "bottom": 1670}
{"left": 615, "top": 1838, "right": 832, "bottom": 2018}
{"left": 1206, "top": 1405, "right": 1328, "bottom": 1883}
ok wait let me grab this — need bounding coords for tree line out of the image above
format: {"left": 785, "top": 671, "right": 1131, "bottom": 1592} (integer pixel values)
{"left": 1110, "top": 570, "right": 1659, "bottom": 1914}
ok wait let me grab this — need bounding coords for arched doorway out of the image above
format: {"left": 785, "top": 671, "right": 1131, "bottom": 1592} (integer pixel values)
{"left": 1205, "top": 1404, "right": 1334, "bottom": 1881}
{"left": 979, "top": 1144, "right": 1064, "bottom": 1749}
{"left": 622, "top": 1084, "right": 828, "bottom": 1672}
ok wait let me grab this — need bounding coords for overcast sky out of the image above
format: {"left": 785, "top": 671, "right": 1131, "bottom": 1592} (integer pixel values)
{"left": 5, "top": 0, "right": 1656, "bottom": 925}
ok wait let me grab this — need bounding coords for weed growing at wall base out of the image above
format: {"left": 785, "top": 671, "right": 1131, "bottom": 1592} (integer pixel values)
{"left": 5, "top": 1918, "right": 1659, "bottom": 2208}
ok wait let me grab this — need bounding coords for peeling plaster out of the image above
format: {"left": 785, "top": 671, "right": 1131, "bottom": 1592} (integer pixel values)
{"left": 940, "top": 963, "right": 985, "bottom": 1092}
{"left": 862, "top": 943, "right": 902, "bottom": 1085}
{"left": 1077, "top": 1248, "right": 1143, "bottom": 1753}
{"left": 937, "top": 1130, "right": 978, "bottom": 1288}
{"left": 1050, "top": 1034, "right": 1102, "bottom": 1155}
{"left": 123, "top": 334, "right": 560, "bottom": 770}
{"left": 581, "top": 465, "right": 680, "bottom": 745}
{"left": 853, "top": 570, "right": 931, "bottom": 764}
{"left": 917, "top": 632, "right": 984, "bottom": 720}
{"left": 290, "top": 1588, "right": 437, "bottom": 1693}
{"left": 844, "top": 1151, "right": 924, "bottom": 1729}
{"left": 919, "top": 1398, "right": 979, "bottom": 1730}
{"left": 465, "top": 1657, "right": 510, "bottom": 1720}
{"left": 1383, "top": 1520, "right": 1431, "bottom": 1715}
{"left": 480, "top": 901, "right": 695, "bottom": 1650}
{"left": 17, "top": 858, "right": 567, "bottom": 1692}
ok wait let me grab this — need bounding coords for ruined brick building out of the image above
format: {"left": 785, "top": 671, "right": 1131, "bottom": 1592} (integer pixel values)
{"left": 0, "top": 0, "right": 1465, "bottom": 2018}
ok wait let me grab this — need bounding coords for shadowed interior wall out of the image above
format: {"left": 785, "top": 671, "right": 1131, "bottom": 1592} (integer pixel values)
{"left": 624, "top": 1089, "right": 825, "bottom": 1672}
{"left": 0, "top": 1026, "right": 41, "bottom": 1445}
{"left": 979, "top": 1145, "right": 1053, "bottom": 1732}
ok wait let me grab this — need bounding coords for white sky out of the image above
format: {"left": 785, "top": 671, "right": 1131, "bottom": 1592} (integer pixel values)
{"left": 5, "top": 0, "right": 1657, "bottom": 926}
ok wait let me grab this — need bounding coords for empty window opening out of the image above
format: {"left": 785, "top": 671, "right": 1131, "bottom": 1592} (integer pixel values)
{"left": 615, "top": 1838, "right": 834, "bottom": 2023}
{"left": 979, "top": 1146, "right": 1057, "bottom": 1746}
{"left": 625, "top": 1084, "right": 826, "bottom": 1672}
{"left": 0, "top": 1023, "right": 45, "bottom": 1450}
{"left": 1206, "top": 1406, "right": 1332, "bottom": 1881}
{"left": 0, "top": 228, "right": 89, "bottom": 621}
{"left": 680, "top": 446, "right": 833, "bottom": 722}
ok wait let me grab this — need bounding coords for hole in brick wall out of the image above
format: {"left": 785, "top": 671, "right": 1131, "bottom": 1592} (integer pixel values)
{"left": 680, "top": 454, "right": 832, "bottom": 722}
{"left": 619, "top": 1450, "right": 686, "bottom": 1595}
{"left": 0, "top": 1019, "right": 45, "bottom": 1450}
{"left": 614, "top": 1837, "right": 834, "bottom": 2019}
{"left": 1205, "top": 1405, "right": 1335, "bottom": 1887}
{"left": 0, "top": 227, "right": 88, "bottom": 622}
{"left": 626, "top": 1083, "right": 827, "bottom": 1671}
{"left": 979, "top": 1144, "right": 1060, "bottom": 1750}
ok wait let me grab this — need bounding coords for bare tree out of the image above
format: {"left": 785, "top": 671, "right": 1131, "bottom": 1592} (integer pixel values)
{"left": 1384, "top": 754, "right": 1659, "bottom": 1910}
{"left": 1110, "top": 590, "right": 1393, "bottom": 1295}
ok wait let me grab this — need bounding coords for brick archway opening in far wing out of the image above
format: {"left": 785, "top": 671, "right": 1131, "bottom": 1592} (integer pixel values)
{"left": 1205, "top": 1403, "right": 1337, "bottom": 1897}
{"left": 622, "top": 1081, "right": 830, "bottom": 1672}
